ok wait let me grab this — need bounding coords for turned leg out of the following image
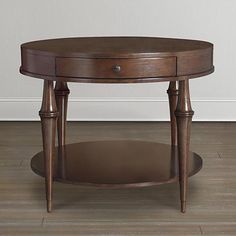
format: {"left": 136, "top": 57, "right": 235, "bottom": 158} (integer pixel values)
{"left": 39, "top": 80, "right": 58, "bottom": 212}
{"left": 167, "top": 81, "right": 178, "bottom": 146}
{"left": 54, "top": 82, "right": 70, "bottom": 147}
{"left": 175, "top": 79, "right": 194, "bottom": 213}
{"left": 54, "top": 82, "right": 70, "bottom": 178}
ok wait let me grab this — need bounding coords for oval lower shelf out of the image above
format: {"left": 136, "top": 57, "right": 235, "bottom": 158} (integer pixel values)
{"left": 31, "top": 141, "right": 202, "bottom": 188}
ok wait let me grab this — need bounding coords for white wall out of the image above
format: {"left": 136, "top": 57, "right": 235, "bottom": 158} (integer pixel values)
{"left": 0, "top": 0, "right": 235, "bottom": 121}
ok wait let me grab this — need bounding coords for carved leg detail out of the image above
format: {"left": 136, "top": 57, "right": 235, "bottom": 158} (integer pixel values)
{"left": 175, "top": 79, "right": 194, "bottom": 213}
{"left": 167, "top": 81, "right": 179, "bottom": 146}
{"left": 39, "top": 80, "right": 58, "bottom": 213}
{"left": 55, "top": 82, "right": 70, "bottom": 147}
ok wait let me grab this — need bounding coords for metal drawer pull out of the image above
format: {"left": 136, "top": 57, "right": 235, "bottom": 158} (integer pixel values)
{"left": 112, "top": 65, "right": 121, "bottom": 73}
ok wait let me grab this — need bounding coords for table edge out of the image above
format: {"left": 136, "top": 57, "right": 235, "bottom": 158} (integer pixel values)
{"left": 20, "top": 67, "right": 214, "bottom": 83}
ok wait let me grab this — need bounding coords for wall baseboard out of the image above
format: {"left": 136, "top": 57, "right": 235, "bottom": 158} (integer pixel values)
{"left": 0, "top": 97, "right": 235, "bottom": 121}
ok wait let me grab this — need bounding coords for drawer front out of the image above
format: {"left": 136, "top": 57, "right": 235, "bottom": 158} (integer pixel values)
{"left": 55, "top": 57, "right": 176, "bottom": 79}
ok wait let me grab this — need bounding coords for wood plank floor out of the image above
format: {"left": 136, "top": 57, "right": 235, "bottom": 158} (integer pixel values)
{"left": 0, "top": 122, "right": 236, "bottom": 235}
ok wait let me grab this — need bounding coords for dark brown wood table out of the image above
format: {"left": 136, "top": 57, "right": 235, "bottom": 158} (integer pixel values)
{"left": 20, "top": 37, "right": 214, "bottom": 213}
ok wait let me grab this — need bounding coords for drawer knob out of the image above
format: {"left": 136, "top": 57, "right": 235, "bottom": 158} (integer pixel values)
{"left": 112, "top": 65, "right": 121, "bottom": 73}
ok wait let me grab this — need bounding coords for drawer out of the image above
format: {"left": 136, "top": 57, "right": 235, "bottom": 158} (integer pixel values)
{"left": 55, "top": 57, "right": 176, "bottom": 79}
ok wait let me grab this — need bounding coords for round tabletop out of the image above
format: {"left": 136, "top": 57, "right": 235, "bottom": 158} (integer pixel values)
{"left": 20, "top": 37, "right": 214, "bottom": 83}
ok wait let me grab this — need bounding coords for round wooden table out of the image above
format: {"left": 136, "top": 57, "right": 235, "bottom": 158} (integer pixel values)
{"left": 20, "top": 37, "right": 214, "bottom": 213}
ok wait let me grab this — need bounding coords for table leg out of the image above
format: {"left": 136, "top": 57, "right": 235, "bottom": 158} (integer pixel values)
{"left": 167, "top": 81, "right": 178, "bottom": 146}
{"left": 55, "top": 82, "right": 70, "bottom": 179}
{"left": 55, "top": 82, "right": 70, "bottom": 147}
{"left": 175, "top": 79, "right": 194, "bottom": 213}
{"left": 39, "top": 80, "right": 58, "bottom": 212}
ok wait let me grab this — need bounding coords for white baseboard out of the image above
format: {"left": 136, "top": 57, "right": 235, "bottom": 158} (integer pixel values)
{"left": 0, "top": 97, "right": 235, "bottom": 121}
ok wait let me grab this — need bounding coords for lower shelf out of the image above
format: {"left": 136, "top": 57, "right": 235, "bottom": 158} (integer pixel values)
{"left": 31, "top": 140, "right": 202, "bottom": 188}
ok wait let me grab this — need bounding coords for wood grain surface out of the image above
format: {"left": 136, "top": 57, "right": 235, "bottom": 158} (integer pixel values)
{"left": 0, "top": 122, "right": 236, "bottom": 235}
{"left": 55, "top": 57, "right": 177, "bottom": 79}
{"left": 30, "top": 141, "right": 202, "bottom": 187}
{"left": 20, "top": 37, "right": 214, "bottom": 82}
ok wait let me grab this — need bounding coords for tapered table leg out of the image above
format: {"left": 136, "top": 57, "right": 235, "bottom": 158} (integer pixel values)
{"left": 39, "top": 80, "right": 58, "bottom": 212}
{"left": 55, "top": 82, "right": 70, "bottom": 179}
{"left": 167, "top": 81, "right": 178, "bottom": 146}
{"left": 175, "top": 79, "right": 194, "bottom": 213}
{"left": 55, "top": 82, "right": 70, "bottom": 147}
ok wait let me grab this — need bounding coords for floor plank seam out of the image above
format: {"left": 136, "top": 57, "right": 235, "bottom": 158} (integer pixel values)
{"left": 217, "top": 152, "right": 222, "bottom": 159}
{"left": 199, "top": 225, "right": 204, "bottom": 235}
{"left": 19, "top": 160, "right": 24, "bottom": 166}
{"left": 41, "top": 217, "right": 45, "bottom": 227}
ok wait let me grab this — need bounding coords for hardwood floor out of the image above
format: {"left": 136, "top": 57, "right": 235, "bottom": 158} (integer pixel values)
{"left": 0, "top": 122, "right": 236, "bottom": 235}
